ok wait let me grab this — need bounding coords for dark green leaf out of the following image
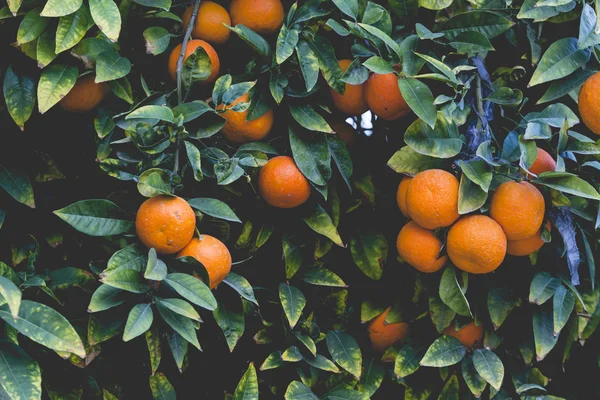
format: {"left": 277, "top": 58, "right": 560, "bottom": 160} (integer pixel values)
{"left": 420, "top": 336, "right": 466, "bottom": 367}
{"left": 123, "top": 303, "right": 153, "bottom": 341}
{"left": 54, "top": 199, "right": 132, "bottom": 236}
{"left": 279, "top": 283, "right": 306, "bottom": 329}
{"left": 187, "top": 198, "right": 241, "bottom": 223}
{"left": 3, "top": 66, "right": 36, "bottom": 130}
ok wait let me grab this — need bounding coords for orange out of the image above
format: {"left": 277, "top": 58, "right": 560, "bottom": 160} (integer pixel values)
{"left": 177, "top": 235, "right": 232, "bottom": 289}
{"left": 217, "top": 93, "right": 274, "bottom": 143}
{"left": 135, "top": 195, "right": 196, "bottom": 255}
{"left": 405, "top": 169, "right": 459, "bottom": 230}
{"left": 168, "top": 39, "right": 220, "bottom": 83}
{"left": 327, "top": 117, "right": 357, "bottom": 148}
{"left": 364, "top": 73, "right": 410, "bottom": 121}
{"left": 525, "top": 148, "right": 556, "bottom": 177}
{"left": 258, "top": 156, "right": 311, "bottom": 208}
{"left": 396, "top": 176, "right": 412, "bottom": 217}
{"left": 396, "top": 221, "right": 446, "bottom": 273}
{"left": 182, "top": 2, "right": 231, "bottom": 45}
{"left": 490, "top": 181, "right": 545, "bottom": 240}
{"left": 59, "top": 74, "right": 109, "bottom": 113}
{"left": 229, "top": 0, "right": 283, "bottom": 35}
{"left": 507, "top": 221, "right": 551, "bottom": 256}
{"left": 447, "top": 215, "right": 507, "bottom": 274}
{"left": 330, "top": 59, "right": 368, "bottom": 116}
{"left": 442, "top": 321, "right": 484, "bottom": 350}
{"left": 578, "top": 71, "right": 600, "bottom": 135}
{"left": 368, "top": 307, "right": 410, "bottom": 353}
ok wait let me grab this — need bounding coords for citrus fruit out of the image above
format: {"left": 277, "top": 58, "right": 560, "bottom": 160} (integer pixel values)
{"left": 59, "top": 74, "right": 109, "bottom": 113}
{"left": 183, "top": 2, "right": 231, "bottom": 45}
{"left": 405, "top": 169, "right": 459, "bottom": 230}
{"left": 258, "top": 156, "right": 311, "bottom": 208}
{"left": 507, "top": 221, "right": 551, "bottom": 256}
{"left": 447, "top": 215, "right": 507, "bottom": 274}
{"left": 229, "top": 0, "right": 283, "bottom": 35}
{"left": 442, "top": 321, "right": 484, "bottom": 350}
{"left": 525, "top": 148, "right": 556, "bottom": 177}
{"left": 578, "top": 71, "right": 600, "bottom": 135}
{"left": 396, "top": 221, "right": 446, "bottom": 273}
{"left": 168, "top": 39, "right": 220, "bottom": 83}
{"left": 177, "top": 235, "right": 232, "bottom": 289}
{"left": 368, "top": 307, "right": 410, "bottom": 353}
{"left": 490, "top": 181, "right": 545, "bottom": 240}
{"left": 396, "top": 176, "right": 412, "bottom": 217}
{"left": 330, "top": 59, "right": 368, "bottom": 116}
{"left": 327, "top": 116, "right": 357, "bottom": 148}
{"left": 217, "top": 93, "right": 274, "bottom": 143}
{"left": 364, "top": 73, "right": 410, "bottom": 121}
{"left": 135, "top": 195, "right": 196, "bottom": 255}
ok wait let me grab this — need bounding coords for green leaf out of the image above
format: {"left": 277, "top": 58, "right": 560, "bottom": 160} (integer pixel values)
{"left": 88, "top": 284, "right": 127, "bottom": 312}
{"left": 222, "top": 81, "right": 255, "bottom": 105}
{"left": 419, "top": 0, "right": 452, "bottom": 10}
{"left": 538, "top": 69, "right": 595, "bottom": 104}
{"left": 439, "top": 266, "right": 472, "bottom": 317}
{"left": 358, "top": 359, "right": 385, "bottom": 397}
{"left": 41, "top": 0, "right": 82, "bottom": 17}
{"left": 212, "top": 75, "right": 231, "bottom": 106}
{"left": 323, "top": 390, "right": 368, "bottom": 400}
{"left": 387, "top": 146, "right": 444, "bottom": 175}
{"left": 326, "top": 330, "right": 362, "bottom": 379}
{"left": 325, "top": 133, "right": 353, "bottom": 191}
{"left": 54, "top": 199, "right": 132, "bottom": 236}
{"left": 535, "top": 172, "right": 600, "bottom": 200}
{"left": 164, "top": 273, "right": 216, "bottom": 310}
{"left": 0, "top": 300, "right": 85, "bottom": 358}
{"left": 302, "top": 268, "right": 346, "bottom": 287}
{"left": 260, "top": 351, "right": 284, "bottom": 371}
{"left": 108, "top": 77, "right": 133, "bottom": 104}
{"left": 578, "top": 4, "right": 600, "bottom": 48}
{"left": 276, "top": 25, "right": 299, "bottom": 64}
{"left": 89, "top": 0, "right": 121, "bottom": 42}
{"left": 71, "top": 38, "right": 114, "bottom": 68}
{"left": 420, "top": 336, "right": 467, "bottom": 367}
{"left": 285, "top": 381, "right": 318, "bottom": 400}
{"left": 404, "top": 112, "right": 462, "bottom": 158}
{"left": 304, "top": 354, "right": 340, "bottom": 373}
{"left": 340, "top": 58, "right": 369, "bottom": 85}
{"left": 472, "top": 349, "right": 504, "bottom": 391}
{"left": 438, "top": 375, "right": 459, "bottom": 400}
{"left": 357, "top": 23, "right": 402, "bottom": 61}
{"left": 187, "top": 198, "right": 241, "bottom": 223}
{"left": 0, "top": 341, "right": 41, "bottom": 400}
{"left": 214, "top": 302, "right": 244, "bottom": 352}
{"left": 533, "top": 310, "right": 559, "bottom": 361}
{"left": 133, "top": 0, "right": 172, "bottom": 11}
{"left": 289, "top": 127, "right": 331, "bottom": 186}
{"left": 157, "top": 298, "right": 200, "bottom": 322}
{"left": 17, "top": 8, "right": 49, "bottom": 44}
{"left": 282, "top": 346, "right": 302, "bottom": 362}
{"left": 3, "top": 65, "right": 35, "bottom": 130}
{"left": 0, "top": 165, "right": 35, "bottom": 208}
{"left": 166, "top": 331, "right": 187, "bottom": 372}
{"left": 123, "top": 303, "right": 153, "bottom": 341}
{"left": 350, "top": 231, "right": 387, "bottom": 281}
{"left": 127, "top": 105, "right": 174, "bottom": 123}
{"left": 487, "top": 288, "right": 519, "bottom": 330}
{"left": 442, "top": 10, "right": 514, "bottom": 40}
{"left": 173, "top": 101, "right": 213, "bottom": 122}
{"left": 149, "top": 373, "right": 176, "bottom": 400}
{"left": 137, "top": 169, "right": 172, "bottom": 197}
{"left": 55, "top": 5, "right": 92, "bottom": 54}
{"left": 414, "top": 53, "right": 460, "bottom": 86}
{"left": 529, "top": 38, "right": 591, "bottom": 87}
{"left": 529, "top": 272, "right": 561, "bottom": 305}
{"left": 227, "top": 24, "right": 271, "bottom": 57}
{"left": 0, "top": 277, "right": 21, "bottom": 318}
{"left": 332, "top": 0, "right": 358, "bottom": 19}
{"left": 37, "top": 64, "right": 78, "bottom": 114}
{"left": 553, "top": 285, "right": 575, "bottom": 335}
{"left": 362, "top": 56, "right": 395, "bottom": 74}
{"left": 183, "top": 142, "right": 202, "bottom": 182}
{"left": 398, "top": 78, "right": 437, "bottom": 128}
{"left": 144, "top": 249, "right": 167, "bottom": 281}
{"left": 101, "top": 269, "right": 149, "bottom": 293}
{"left": 279, "top": 283, "right": 306, "bottom": 329}
{"left": 303, "top": 204, "right": 343, "bottom": 246}
{"left": 296, "top": 40, "right": 319, "bottom": 92}
{"left": 156, "top": 300, "right": 200, "bottom": 350}
{"left": 95, "top": 50, "right": 132, "bottom": 83}
{"left": 449, "top": 31, "right": 494, "bottom": 55}
{"left": 525, "top": 103, "right": 579, "bottom": 128}
{"left": 104, "top": 244, "right": 147, "bottom": 276}
{"left": 462, "top": 355, "right": 487, "bottom": 397}
{"left": 233, "top": 363, "right": 258, "bottom": 400}
{"left": 145, "top": 329, "right": 161, "bottom": 375}
{"left": 289, "top": 104, "right": 333, "bottom": 133}
{"left": 181, "top": 46, "right": 212, "bottom": 89}
{"left": 394, "top": 345, "right": 424, "bottom": 378}
{"left": 458, "top": 173, "right": 487, "bottom": 214}
{"left": 309, "top": 36, "right": 344, "bottom": 94}
{"left": 294, "top": 332, "right": 316, "bottom": 356}
{"left": 222, "top": 273, "right": 258, "bottom": 305}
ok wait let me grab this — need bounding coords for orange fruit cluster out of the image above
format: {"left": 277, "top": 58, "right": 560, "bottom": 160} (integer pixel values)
{"left": 258, "top": 156, "right": 311, "bottom": 209}
{"left": 60, "top": 75, "right": 109, "bottom": 113}
{"left": 579, "top": 71, "right": 600, "bottom": 136}
{"left": 135, "top": 195, "right": 232, "bottom": 289}
{"left": 367, "top": 307, "right": 410, "bottom": 353}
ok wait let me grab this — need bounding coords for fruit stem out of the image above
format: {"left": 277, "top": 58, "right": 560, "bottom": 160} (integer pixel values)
{"left": 174, "top": 0, "right": 202, "bottom": 175}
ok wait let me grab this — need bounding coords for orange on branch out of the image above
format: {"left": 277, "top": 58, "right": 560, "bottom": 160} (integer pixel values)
{"left": 490, "top": 181, "right": 545, "bottom": 240}
{"left": 525, "top": 148, "right": 556, "bottom": 177}
{"left": 578, "top": 71, "right": 600, "bottom": 135}
{"left": 183, "top": 2, "right": 231, "bottom": 45}
{"left": 364, "top": 73, "right": 410, "bottom": 121}
{"left": 442, "top": 321, "right": 484, "bottom": 350}
{"left": 405, "top": 169, "right": 459, "bottom": 230}
{"left": 330, "top": 59, "right": 368, "bottom": 116}
{"left": 177, "top": 235, "right": 232, "bottom": 289}
{"left": 396, "top": 176, "right": 412, "bottom": 217}
{"left": 368, "top": 307, "right": 410, "bottom": 353}
{"left": 396, "top": 221, "right": 446, "bottom": 273}
{"left": 217, "top": 93, "right": 274, "bottom": 143}
{"left": 327, "top": 116, "right": 357, "bottom": 148}
{"left": 507, "top": 221, "right": 551, "bottom": 256}
{"left": 59, "top": 74, "right": 109, "bottom": 113}
{"left": 229, "top": 0, "right": 284, "bottom": 35}
{"left": 168, "top": 39, "right": 220, "bottom": 83}
{"left": 258, "top": 156, "right": 311, "bottom": 208}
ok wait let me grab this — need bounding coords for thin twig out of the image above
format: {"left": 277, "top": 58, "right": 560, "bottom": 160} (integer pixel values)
{"left": 173, "top": 0, "right": 202, "bottom": 174}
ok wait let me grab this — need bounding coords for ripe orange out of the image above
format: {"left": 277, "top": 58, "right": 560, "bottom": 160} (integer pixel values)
{"left": 578, "top": 71, "right": 600, "bottom": 135}
{"left": 217, "top": 93, "right": 274, "bottom": 143}
{"left": 405, "top": 169, "right": 459, "bottom": 230}
{"left": 368, "top": 307, "right": 410, "bottom": 353}
{"left": 330, "top": 59, "right": 368, "bottom": 116}
{"left": 168, "top": 39, "right": 220, "bottom": 83}
{"left": 135, "top": 195, "right": 196, "bottom": 255}
{"left": 442, "top": 321, "right": 484, "bottom": 350}
{"left": 59, "top": 74, "right": 109, "bottom": 113}
{"left": 229, "top": 0, "right": 283, "bottom": 35}
{"left": 177, "top": 235, "right": 232, "bottom": 289}
{"left": 396, "top": 221, "right": 446, "bottom": 273}
{"left": 490, "top": 181, "right": 545, "bottom": 240}
{"left": 447, "top": 215, "right": 507, "bottom": 274}
{"left": 327, "top": 116, "right": 357, "bottom": 148}
{"left": 258, "top": 156, "right": 311, "bottom": 208}
{"left": 364, "top": 73, "right": 410, "bottom": 121}
{"left": 507, "top": 221, "right": 551, "bottom": 256}
{"left": 526, "top": 148, "right": 556, "bottom": 177}
{"left": 182, "top": 2, "right": 231, "bottom": 45}
{"left": 396, "top": 176, "right": 412, "bottom": 217}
